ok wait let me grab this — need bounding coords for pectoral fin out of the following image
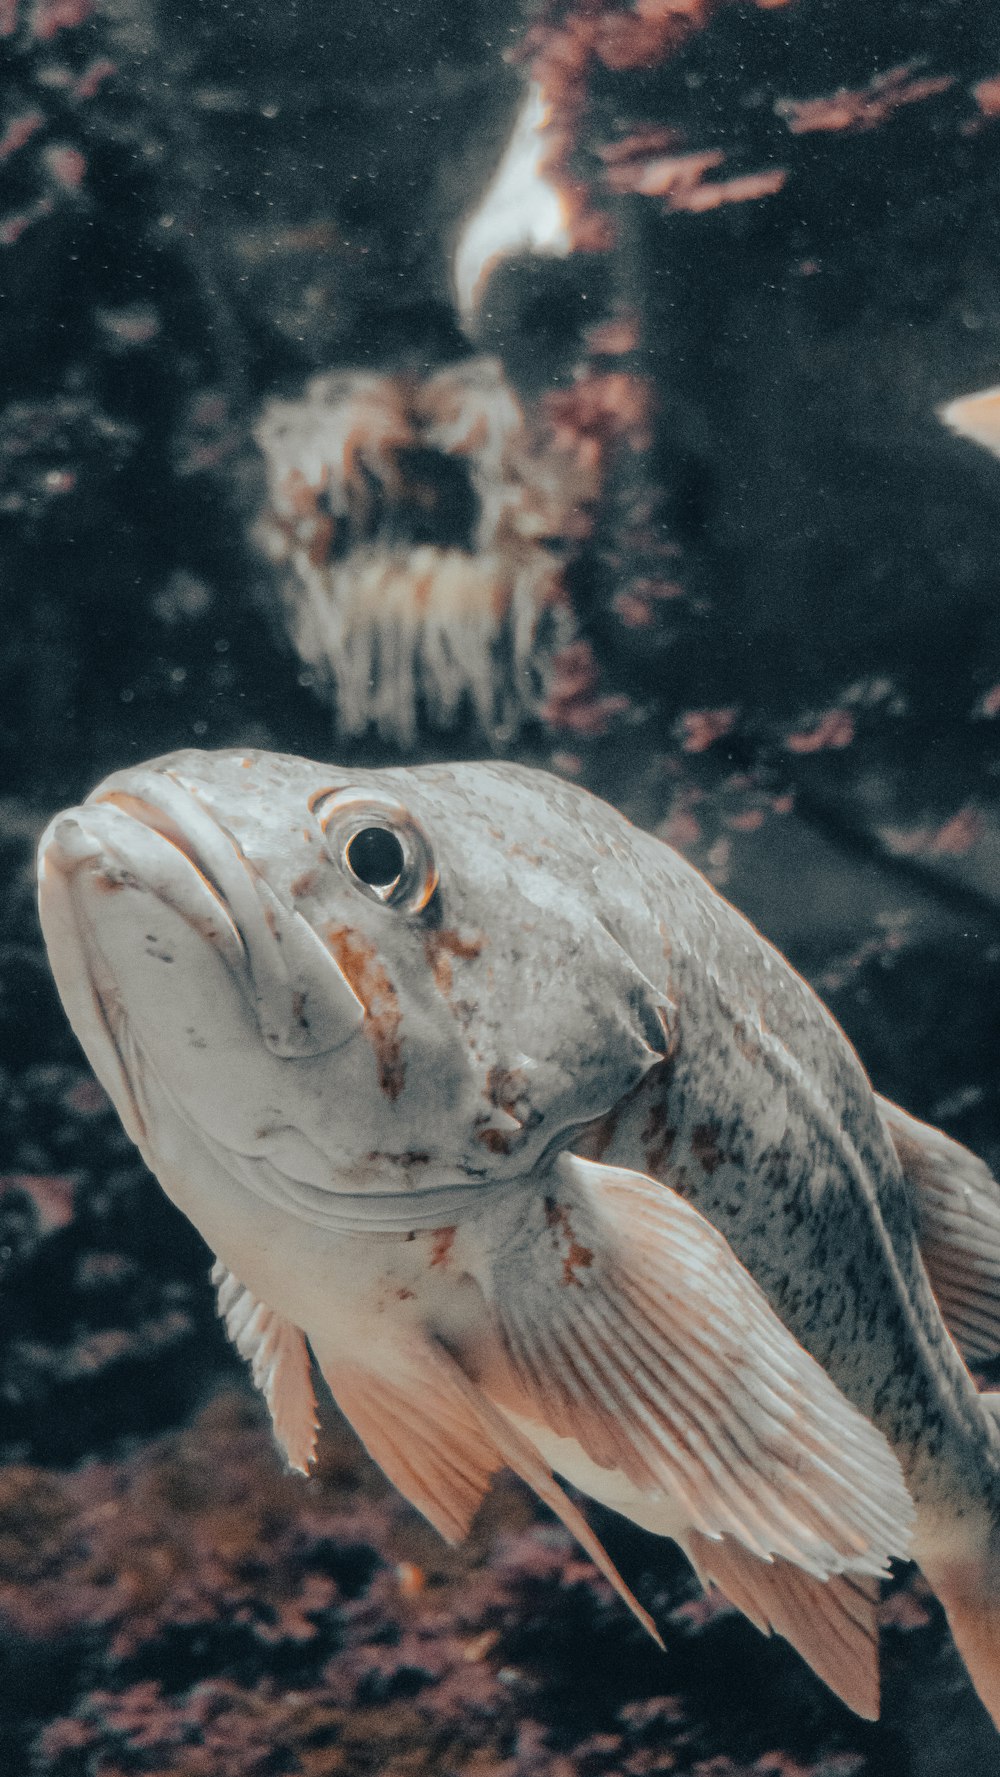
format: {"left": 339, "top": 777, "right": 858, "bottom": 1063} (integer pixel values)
{"left": 212, "top": 1262, "right": 319, "bottom": 1474}
{"left": 878, "top": 1096, "right": 1000, "bottom": 1363}
{"left": 322, "top": 1344, "right": 503, "bottom": 1542}
{"left": 686, "top": 1530, "right": 881, "bottom": 1719}
{"left": 319, "top": 1332, "right": 662, "bottom": 1643}
{"left": 469, "top": 1153, "right": 914, "bottom": 1579}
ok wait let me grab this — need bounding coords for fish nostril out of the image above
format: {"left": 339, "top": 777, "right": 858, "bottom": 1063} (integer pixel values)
{"left": 42, "top": 816, "right": 105, "bottom": 873}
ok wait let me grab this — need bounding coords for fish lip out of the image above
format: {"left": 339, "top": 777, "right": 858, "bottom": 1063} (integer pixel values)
{"left": 36, "top": 809, "right": 173, "bottom": 1151}
{"left": 83, "top": 783, "right": 252, "bottom": 973}
{"left": 82, "top": 767, "right": 364, "bottom": 1059}
{"left": 36, "top": 788, "right": 254, "bottom": 1115}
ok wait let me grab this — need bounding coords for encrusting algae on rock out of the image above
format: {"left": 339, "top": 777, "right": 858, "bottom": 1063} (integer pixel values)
{"left": 35, "top": 747, "right": 1000, "bottom": 1733}
{"left": 253, "top": 360, "right": 596, "bottom": 748}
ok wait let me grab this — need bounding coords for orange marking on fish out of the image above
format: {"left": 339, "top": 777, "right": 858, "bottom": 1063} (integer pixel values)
{"left": 485, "top": 1065, "right": 528, "bottom": 1123}
{"left": 544, "top": 1197, "right": 594, "bottom": 1287}
{"left": 430, "top": 1226, "right": 456, "bottom": 1268}
{"left": 423, "top": 929, "right": 484, "bottom": 998}
{"left": 326, "top": 924, "right": 404, "bottom": 1099}
{"left": 476, "top": 1126, "right": 515, "bottom": 1155}
{"left": 290, "top": 868, "right": 319, "bottom": 898}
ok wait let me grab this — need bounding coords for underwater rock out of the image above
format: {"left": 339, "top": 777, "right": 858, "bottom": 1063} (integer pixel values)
{"left": 0, "top": 1393, "right": 958, "bottom": 1776}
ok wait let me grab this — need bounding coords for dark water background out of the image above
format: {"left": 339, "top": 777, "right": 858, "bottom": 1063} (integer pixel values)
{"left": 5, "top": 0, "right": 1000, "bottom": 1771}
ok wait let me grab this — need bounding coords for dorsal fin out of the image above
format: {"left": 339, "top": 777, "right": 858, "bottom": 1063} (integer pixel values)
{"left": 212, "top": 1261, "right": 319, "bottom": 1474}
{"left": 877, "top": 1097, "right": 1000, "bottom": 1363}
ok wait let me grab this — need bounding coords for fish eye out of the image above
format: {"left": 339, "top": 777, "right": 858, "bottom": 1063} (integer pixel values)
{"left": 311, "top": 788, "right": 438, "bottom": 912}
{"left": 345, "top": 826, "right": 405, "bottom": 890}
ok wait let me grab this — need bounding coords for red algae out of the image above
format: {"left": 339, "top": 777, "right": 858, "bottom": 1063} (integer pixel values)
{"left": 776, "top": 65, "right": 955, "bottom": 136}
{"left": 1, "top": 1379, "right": 936, "bottom": 1774}
{"left": 972, "top": 74, "right": 1000, "bottom": 117}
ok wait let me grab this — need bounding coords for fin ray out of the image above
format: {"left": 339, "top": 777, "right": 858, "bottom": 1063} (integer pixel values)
{"left": 317, "top": 1332, "right": 662, "bottom": 1644}
{"left": 470, "top": 1153, "right": 914, "bottom": 1579}
{"left": 687, "top": 1530, "right": 881, "bottom": 1719}
{"left": 211, "top": 1261, "right": 318, "bottom": 1474}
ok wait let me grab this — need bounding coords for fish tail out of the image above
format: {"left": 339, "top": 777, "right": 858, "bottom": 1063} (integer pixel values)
{"left": 927, "top": 1515, "right": 1000, "bottom": 1731}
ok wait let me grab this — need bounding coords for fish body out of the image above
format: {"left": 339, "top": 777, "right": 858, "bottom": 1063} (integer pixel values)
{"left": 36, "top": 749, "right": 1000, "bottom": 1725}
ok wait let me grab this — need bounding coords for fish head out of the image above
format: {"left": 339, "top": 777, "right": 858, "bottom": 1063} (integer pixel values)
{"left": 37, "top": 749, "right": 671, "bottom": 1226}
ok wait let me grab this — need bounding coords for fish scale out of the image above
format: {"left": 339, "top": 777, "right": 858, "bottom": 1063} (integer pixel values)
{"left": 35, "top": 747, "right": 1000, "bottom": 1730}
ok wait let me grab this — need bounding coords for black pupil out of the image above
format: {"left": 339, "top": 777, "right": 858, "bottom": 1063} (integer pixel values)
{"left": 346, "top": 826, "right": 405, "bottom": 889}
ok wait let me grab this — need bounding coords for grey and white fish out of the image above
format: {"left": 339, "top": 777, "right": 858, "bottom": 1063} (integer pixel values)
{"left": 36, "top": 750, "right": 1000, "bottom": 1726}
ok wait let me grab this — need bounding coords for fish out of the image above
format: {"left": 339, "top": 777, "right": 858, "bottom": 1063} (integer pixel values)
{"left": 35, "top": 748, "right": 1000, "bottom": 1727}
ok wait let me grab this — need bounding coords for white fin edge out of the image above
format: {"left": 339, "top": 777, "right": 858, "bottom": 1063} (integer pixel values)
{"left": 212, "top": 1261, "right": 319, "bottom": 1475}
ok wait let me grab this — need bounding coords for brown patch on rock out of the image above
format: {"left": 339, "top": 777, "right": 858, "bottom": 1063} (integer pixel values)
{"left": 777, "top": 63, "right": 953, "bottom": 136}
{"left": 598, "top": 127, "right": 683, "bottom": 166}
{"left": 325, "top": 924, "right": 404, "bottom": 1099}
{"left": 690, "top": 1122, "right": 724, "bottom": 1175}
{"left": 0, "top": 1172, "right": 76, "bottom": 1234}
{"left": 306, "top": 512, "right": 335, "bottom": 570}
{"left": 604, "top": 147, "right": 786, "bottom": 213}
{"left": 544, "top": 1198, "right": 594, "bottom": 1287}
{"left": 423, "top": 929, "right": 484, "bottom": 998}
{"left": 974, "top": 75, "right": 1000, "bottom": 118}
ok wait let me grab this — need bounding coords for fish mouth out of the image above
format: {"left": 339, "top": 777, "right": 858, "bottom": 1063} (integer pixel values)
{"left": 91, "top": 786, "right": 250, "bottom": 961}
{"left": 38, "top": 767, "right": 364, "bottom": 1074}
